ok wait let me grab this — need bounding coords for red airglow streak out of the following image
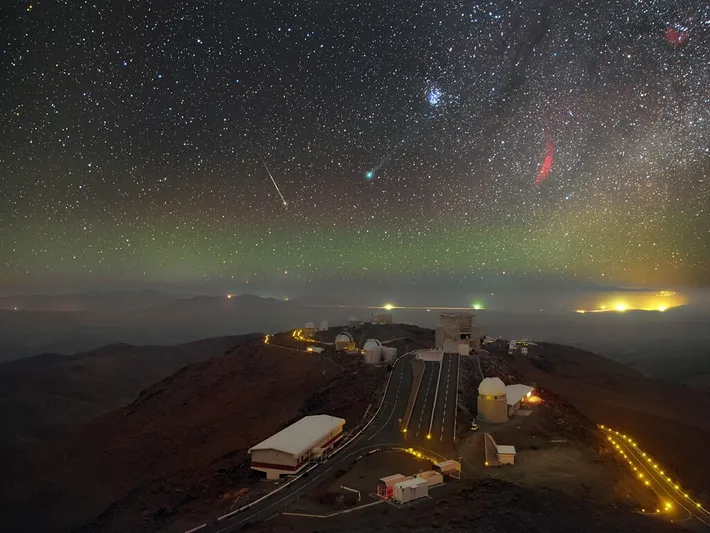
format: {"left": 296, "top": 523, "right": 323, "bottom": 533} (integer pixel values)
{"left": 535, "top": 139, "right": 555, "bottom": 186}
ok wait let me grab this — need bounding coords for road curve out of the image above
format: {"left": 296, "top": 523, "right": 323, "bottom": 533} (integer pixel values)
{"left": 602, "top": 427, "right": 710, "bottom": 531}
{"left": 199, "top": 350, "right": 420, "bottom": 532}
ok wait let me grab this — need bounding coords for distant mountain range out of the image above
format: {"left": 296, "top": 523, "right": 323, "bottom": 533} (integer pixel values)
{"left": 0, "top": 334, "right": 261, "bottom": 463}
{"left": 1, "top": 292, "right": 710, "bottom": 394}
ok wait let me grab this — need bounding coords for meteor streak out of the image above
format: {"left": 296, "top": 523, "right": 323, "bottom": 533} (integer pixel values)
{"left": 262, "top": 160, "right": 288, "bottom": 207}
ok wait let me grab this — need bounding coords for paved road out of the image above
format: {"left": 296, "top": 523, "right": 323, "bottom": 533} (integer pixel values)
{"left": 201, "top": 350, "right": 439, "bottom": 533}
{"left": 405, "top": 360, "right": 437, "bottom": 440}
{"left": 401, "top": 352, "right": 459, "bottom": 457}
{"left": 603, "top": 428, "right": 710, "bottom": 531}
{"left": 431, "top": 353, "right": 458, "bottom": 451}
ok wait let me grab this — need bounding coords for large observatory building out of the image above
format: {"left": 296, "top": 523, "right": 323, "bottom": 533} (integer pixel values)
{"left": 436, "top": 312, "right": 482, "bottom": 353}
{"left": 477, "top": 377, "right": 508, "bottom": 423}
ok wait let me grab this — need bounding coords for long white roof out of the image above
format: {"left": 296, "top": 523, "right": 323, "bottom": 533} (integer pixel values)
{"left": 249, "top": 414, "right": 345, "bottom": 457}
{"left": 505, "top": 384, "right": 534, "bottom": 406}
{"left": 396, "top": 477, "right": 428, "bottom": 489}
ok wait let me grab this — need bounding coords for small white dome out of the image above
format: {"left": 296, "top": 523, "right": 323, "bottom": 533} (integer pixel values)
{"left": 335, "top": 332, "right": 354, "bottom": 343}
{"left": 479, "top": 377, "right": 506, "bottom": 396}
{"left": 305, "top": 322, "right": 315, "bottom": 329}
{"left": 363, "top": 339, "right": 382, "bottom": 351}
{"left": 348, "top": 315, "right": 358, "bottom": 321}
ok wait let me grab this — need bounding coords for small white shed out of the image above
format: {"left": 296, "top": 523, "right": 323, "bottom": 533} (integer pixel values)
{"left": 393, "top": 477, "right": 428, "bottom": 503}
{"left": 434, "top": 459, "right": 461, "bottom": 476}
{"left": 497, "top": 444, "right": 516, "bottom": 465}
{"left": 414, "top": 470, "right": 443, "bottom": 488}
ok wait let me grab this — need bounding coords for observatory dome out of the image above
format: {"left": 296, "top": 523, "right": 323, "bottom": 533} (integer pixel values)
{"left": 363, "top": 339, "right": 382, "bottom": 351}
{"left": 478, "top": 377, "right": 506, "bottom": 397}
{"left": 304, "top": 322, "right": 315, "bottom": 329}
{"left": 335, "top": 332, "right": 354, "bottom": 344}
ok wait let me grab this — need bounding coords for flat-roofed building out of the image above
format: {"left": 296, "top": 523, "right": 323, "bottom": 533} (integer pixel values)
{"left": 433, "top": 459, "right": 461, "bottom": 476}
{"left": 393, "top": 477, "right": 428, "bottom": 503}
{"left": 496, "top": 444, "right": 516, "bottom": 465}
{"left": 413, "top": 470, "right": 443, "bottom": 488}
{"left": 505, "top": 384, "right": 534, "bottom": 416}
{"left": 435, "top": 312, "right": 482, "bottom": 352}
{"left": 248, "top": 415, "right": 345, "bottom": 479}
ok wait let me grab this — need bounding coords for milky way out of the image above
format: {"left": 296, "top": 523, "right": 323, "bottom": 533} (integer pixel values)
{"left": 1, "top": 0, "right": 709, "bottom": 289}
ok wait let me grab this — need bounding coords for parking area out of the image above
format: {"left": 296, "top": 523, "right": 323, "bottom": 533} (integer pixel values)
{"left": 287, "top": 450, "right": 435, "bottom": 514}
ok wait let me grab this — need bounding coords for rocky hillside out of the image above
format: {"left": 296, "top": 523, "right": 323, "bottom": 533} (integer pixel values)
{"left": 0, "top": 334, "right": 261, "bottom": 463}
{"left": 1, "top": 336, "right": 393, "bottom": 533}
{"left": 489, "top": 341, "right": 710, "bottom": 501}
{"left": 4, "top": 325, "right": 709, "bottom": 533}
{"left": 261, "top": 478, "right": 684, "bottom": 533}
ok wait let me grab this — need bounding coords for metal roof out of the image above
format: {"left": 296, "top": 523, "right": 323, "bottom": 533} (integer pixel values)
{"left": 497, "top": 444, "right": 517, "bottom": 455}
{"left": 379, "top": 474, "right": 407, "bottom": 484}
{"left": 505, "top": 384, "right": 534, "bottom": 406}
{"left": 435, "top": 459, "right": 461, "bottom": 472}
{"left": 248, "top": 415, "right": 345, "bottom": 457}
{"left": 395, "top": 477, "right": 428, "bottom": 489}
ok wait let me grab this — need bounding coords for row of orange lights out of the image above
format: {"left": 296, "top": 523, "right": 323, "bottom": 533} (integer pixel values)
{"left": 398, "top": 447, "right": 439, "bottom": 464}
{"left": 292, "top": 329, "right": 315, "bottom": 342}
{"left": 601, "top": 424, "right": 705, "bottom": 514}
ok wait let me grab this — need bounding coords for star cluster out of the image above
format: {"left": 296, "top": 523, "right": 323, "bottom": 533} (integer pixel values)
{"left": 1, "top": 0, "right": 709, "bottom": 289}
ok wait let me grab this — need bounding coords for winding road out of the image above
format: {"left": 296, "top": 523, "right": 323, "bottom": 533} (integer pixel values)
{"left": 602, "top": 427, "right": 710, "bottom": 531}
{"left": 199, "top": 349, "right": 461, "bottom": 532}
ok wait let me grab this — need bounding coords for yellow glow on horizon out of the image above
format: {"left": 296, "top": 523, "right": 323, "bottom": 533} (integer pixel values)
{"left": 573, "top": 290, "right": 686, "bottom": 314}
{"left": 383, "top": 304, "right": 394, "bottom": 311}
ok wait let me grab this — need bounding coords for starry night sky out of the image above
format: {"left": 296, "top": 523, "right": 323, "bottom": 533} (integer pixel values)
{"left": 2, "top": 0, "right": 709, "bottom": 292}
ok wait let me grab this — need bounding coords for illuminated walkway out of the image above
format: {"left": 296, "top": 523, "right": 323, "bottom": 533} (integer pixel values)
{"left": 600, "top": 425, "right": 710, "bottom": 529}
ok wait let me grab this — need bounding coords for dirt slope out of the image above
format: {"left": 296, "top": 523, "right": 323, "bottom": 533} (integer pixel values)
{"left": 262, "top": 478, "right": 684, "bottom": 533}
{"left": 1, "top": 339, "right": 386, "bottom": 533}
{"left": 505, "top": 342, "right": 710, "bottom": 501}
{"left": 0, "top": 334, "right": 260, "bottom": 461}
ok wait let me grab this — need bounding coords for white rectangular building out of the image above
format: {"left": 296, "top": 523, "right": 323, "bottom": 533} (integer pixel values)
{"left": 248, "top": 415, "right": 345, "bottom": 479}
{"left": 496, "top": 444, "right": 516, "bottom": 465}
{"left": 506, "top": 384, "right": 534, "bottom": 416}
{"left": 434, "top": 459, "right": 461, "bottom": 476}
{"left": 414, "top": 470, "right": 443, "bottom": 488}
{"left": 393, "top": 477, "right": 428, "bottom": 503}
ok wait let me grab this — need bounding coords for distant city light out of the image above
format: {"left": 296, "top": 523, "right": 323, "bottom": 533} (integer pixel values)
{"left": 472, "top": 302, "right": 484, "bottom": 310}
{"left": 226, "top": 294, "right": 233, "bottom": 299}
{"left": 383, "top": 304, "right": 394, "bottom": 310}
{"left": 615, "top": 303, "right": 627, "bottom": 312}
